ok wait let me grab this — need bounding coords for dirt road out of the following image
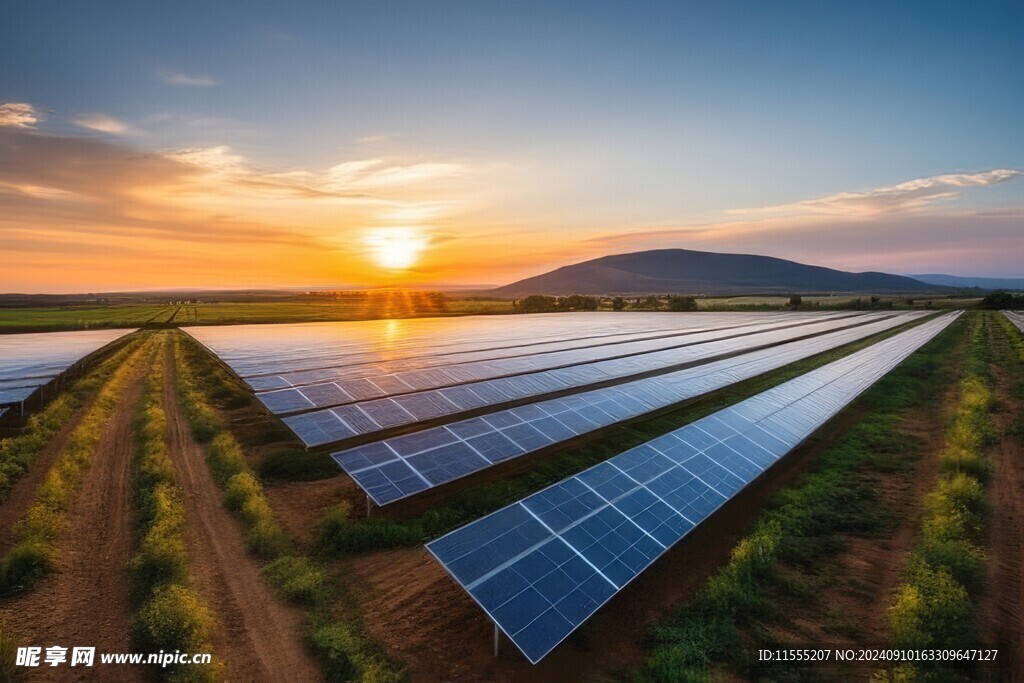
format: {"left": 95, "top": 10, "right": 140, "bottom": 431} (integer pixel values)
{"left": 162, "top": 341, "right": 321, "bottom": 682}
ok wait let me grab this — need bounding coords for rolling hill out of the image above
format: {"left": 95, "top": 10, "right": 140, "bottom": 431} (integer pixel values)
{"left": 490, "top": 249, "right": 944, "bottom": 296}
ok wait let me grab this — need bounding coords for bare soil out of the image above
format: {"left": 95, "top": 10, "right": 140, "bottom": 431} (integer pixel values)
{"left": 343, "top": 403, "right": 875, "bottom": 681}
{"left": 1, "top": 359, "right": 148, "bottom": 682}
{"left": 265, "top": 477, "right": 350, "bottom": 547}
{"left": 162, "top": 342, "right": 322, "bottom": 682}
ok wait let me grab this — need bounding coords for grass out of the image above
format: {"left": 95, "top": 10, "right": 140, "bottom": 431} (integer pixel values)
{"left": 0, "top": 336, "right": 153, "bottom": 594}
{"left": 127, "top": 333, "right": 216, "bottom": 681}
{"left": 885, "top": 313, "right": 996, "bottom": 679}
{"left": 636, "top": 314, "right": 966, "bottom": 682}
{"left": 173, "top": 330, "right": 402, "bottom": 682}
{"left": 0, "top": 335, "right": 144, "bottom": 500}
{"left": 0, "top": 293, "right": 511, "bottom": 332}
{"left": 314, "top": 315, "right": 940, "bottom": 557}
{"left": 0, "top": 620, "right": 17, "bottom": 683}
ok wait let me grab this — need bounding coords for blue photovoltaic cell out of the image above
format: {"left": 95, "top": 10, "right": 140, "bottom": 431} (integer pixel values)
{"left": 334, "top": 312, "right": 932, "bottom": 504}
{"left": 427, "top": 312, "right": 958, "bottom": 664}
{"left": 277, "top": 313, "right": 891, "bottom": 436}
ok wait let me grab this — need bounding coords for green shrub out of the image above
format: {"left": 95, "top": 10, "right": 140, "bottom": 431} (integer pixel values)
{"left": 308, "top": 621, "right": 401, "bottom": 683}
{"left": 244, "top": 518, "right": 289, "bottom": 559}
{"left": 890, "top": 563, "right": 974, "bottom": 647}
{"left": 224, "top": 472, "right": 263, "bottom": 513}
{"left": 206, "top": 433, "right": 246, "bottom": 485}
{"left": 133, "top": 585, "right": 213, "bottom": 655}
{"left": 316, "top": 504, "right": 424, "bottom": 555}
{"left": 0, "top": 539, "right": 56, "bottom": 592}
{"left": 263, "top": 556, "right": 327, "bottom": 605}
{"left": 0, "top": 622, "right": 17, "bottom": 683}
{"left": 259, "top": 448, "right": 338, "bottom": 481}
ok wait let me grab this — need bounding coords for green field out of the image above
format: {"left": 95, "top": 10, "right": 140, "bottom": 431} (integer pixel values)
{"left": 0, "top": 295, "right": 517, "bottom": 333}
{"left": 0, "top": 291, "right": 982, "bottom": 333}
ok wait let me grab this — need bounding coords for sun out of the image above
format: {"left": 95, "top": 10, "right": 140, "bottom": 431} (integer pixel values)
{"left": 363, "top": 228, "right": 428, "bottom": 271}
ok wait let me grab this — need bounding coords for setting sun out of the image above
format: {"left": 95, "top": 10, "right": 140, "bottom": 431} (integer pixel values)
{"left": 362, "top": 227, "right": 428, "bottom": 271}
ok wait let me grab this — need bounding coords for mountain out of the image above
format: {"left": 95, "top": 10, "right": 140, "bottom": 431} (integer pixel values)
{"left": 490, "top": 249, "right": 944, "bottom": 297}
{"left": 909, "top": 274, "right": 1024, "bottom": 291}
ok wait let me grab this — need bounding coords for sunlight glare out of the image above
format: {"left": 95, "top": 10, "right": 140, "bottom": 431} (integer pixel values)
{"left": 363, "top": 228, "right": 428, "bottom": 270}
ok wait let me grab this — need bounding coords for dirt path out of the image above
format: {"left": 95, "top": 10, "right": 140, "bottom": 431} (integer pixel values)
{"left": 978, "top": 318, "right": 1024, "bottom": 678}
{"left": 1, "top": 357, "right": 149, "bottom": 682}
{"left": 0, "top": 397, "right": 96, "bottom": 550}
{"left": 162, "top": 342, "right": 322, "bottom": 682}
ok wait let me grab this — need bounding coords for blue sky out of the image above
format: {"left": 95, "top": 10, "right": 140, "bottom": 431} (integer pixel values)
{"left": 0, "top": 0, "right": 1021, "bottom": 291}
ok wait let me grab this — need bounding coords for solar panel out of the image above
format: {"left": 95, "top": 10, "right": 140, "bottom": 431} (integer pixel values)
{"left": 187, "top": 312, "right": 757, "bottom": 380}
{"left": 289, "top": 313, "right": 909, "bottom": 446}
{"left": 0, "top": 328, "right": 137, "bottom": 412}
{"left": 333, "top": 312, "right": 930, "bottom": 504}
{"left": 1004, "top": 310, "right": 1024, "bottom": 334}
{"left": 252, "top": 314, "right": 859, "bottom": 414}
{"left": 427, "top": 312, "right": 959, "bottom": 664}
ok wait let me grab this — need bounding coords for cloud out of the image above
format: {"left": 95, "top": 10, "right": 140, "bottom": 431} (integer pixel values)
{"left": 167, "top": 146, "right": 468, "bottom": 199}
{"left": 158, "top": 70, "right": 218, "bottom": 86}
{"left": 0, "top": 102, "right": 39, "bottom": 128}
{"left": 730, "top": 169, "right": 1022, "bottom": 217}
{"left": 72, "top": 113, "right": 131, "bottom": 134}
{"left": 0, "top": 127, "right": 481, "bottom": 291}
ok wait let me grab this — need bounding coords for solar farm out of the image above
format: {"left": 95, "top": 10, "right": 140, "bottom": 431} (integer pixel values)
{"left": 183, "top": 309, "right": 968, "bottom": 665}
{"left": 1, "top": 308, "right": 1021, "bottom": 680}
{"left": 0, "top": 328, "right": 135, "bottom": 418}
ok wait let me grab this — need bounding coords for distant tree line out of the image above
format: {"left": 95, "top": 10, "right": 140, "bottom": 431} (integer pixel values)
{"left": 513, "top": 294, "right": 600, "bottom": 313}
{"left": 513, "top": 294, "right": 698, "bottom": 313}
{"left": 978, "top": 290, "right": 1024, "bottom": 310}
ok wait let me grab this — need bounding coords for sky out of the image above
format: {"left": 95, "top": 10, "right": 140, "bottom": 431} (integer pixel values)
{"left": 0, "top": 0, "right": 1021, "bottom": 293}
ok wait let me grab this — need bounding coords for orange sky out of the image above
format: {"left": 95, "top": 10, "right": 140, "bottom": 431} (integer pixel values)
{"left": 2, "top": 121, "right": 1021, "bottom": 294}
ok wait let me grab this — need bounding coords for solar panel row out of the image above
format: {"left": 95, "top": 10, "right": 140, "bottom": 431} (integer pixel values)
{"left": 294, "top": 313, "right": 909, "bottom": 448}
{"left": 245, "top": 316, "right": 808, "bottom": 391}
{"left": 187, "top": 312, "right": 749, "bottom": 381}
{"left": 256, "top": 313, "right": 864, "bottom": 414}
{"left": 427, "top": 312, "right": 959, "bottom": 664}
{"left": 333, "top": 312, "right": 928, "bottom": 505}
{"left": 1004, "top": 310, "right": 1024, "bottom": 334}
{"left": 0, "top": 329, "right": 137, "bottom": 410}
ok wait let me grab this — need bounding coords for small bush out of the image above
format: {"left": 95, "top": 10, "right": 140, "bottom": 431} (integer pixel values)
{"left": 206, "top": 433, "right": 246, "bottom": 485}
{"left": 316, "top": 504, "right": 424, "bottom": 555}
{"left": 263, "top": 556, "right": 327, "bottom": 605}
{"left": 0, "top": 539, "right": 56, "bottom": 592}
{"left": 133, "top": 585, "right": 213, "bottom": 655}
{"left": 224, "top": 472, "right": 263, "bottom": 513}
{"left": 309, "top": 621, "right": 402, "bottom": 683}
{"left": 259, "top": 448, "right": 338, "bottom": 481}
{"left": 0, "top": 622, "right": 17, "bottom": 682}
{"left": 890, "top": 563, "right": 974, "bottom": 647}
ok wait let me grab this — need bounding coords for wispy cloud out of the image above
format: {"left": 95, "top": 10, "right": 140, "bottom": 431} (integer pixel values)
{"left": 730, "top": 169, "right": 1021, "bottom": 217}
{"left": 167, "top": 146, "right": 468, "bottom": 198}
{"left": 72, "top": 113, "right": 132, "bottom": 135}
{"left": 158, "top": 70, "right": 218, "bottom": 87}
{"left": 0, "top": 102, "right": 39, "bottom": 128}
